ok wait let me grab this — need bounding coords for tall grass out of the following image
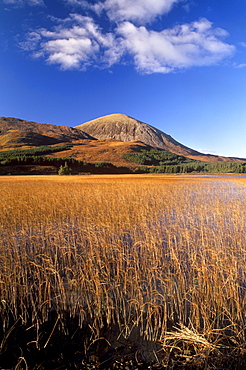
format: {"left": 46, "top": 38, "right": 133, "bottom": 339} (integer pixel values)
{"left": 1, "top": 175, "right": 246, "bottom": 368}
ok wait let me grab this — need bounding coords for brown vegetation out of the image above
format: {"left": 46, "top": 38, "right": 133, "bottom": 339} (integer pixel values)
{"left": 0, "top": 116, "right": 93, "bottom": 149}
{"left": 1, "top": 175, "right": 246, "bottom": 368}
{"left": 45, "top": 138, "right": 152, "bottom": 168}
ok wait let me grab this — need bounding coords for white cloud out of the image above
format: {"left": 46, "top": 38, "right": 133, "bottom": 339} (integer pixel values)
{"left": 100, "top": 0, "right": 180, "bottom": 24}
{"left": 2, "top": 0, "right": 44, "bottom": 5}
{"left": 44, "top": 38, "right": 97, "bottom": 69}
{"left": 64, "top": 0, "right": 179, "bottom": 24}
{"left": 21, "top": 2, "right": 235, "bottom": 73}
{"left": 23, "top": 14, "right": 121, "bottom": 70}
{"left": 20, "top": 31, "right": 42, "bottom": 51}
{"left": 234, "top": 63, "right": 246, "bottom": 69}
{"left": 197, "top": 148, "right": 218, "bottom": 155}
{"left": 117, "top": 18, "right": 235, "bottom": 73}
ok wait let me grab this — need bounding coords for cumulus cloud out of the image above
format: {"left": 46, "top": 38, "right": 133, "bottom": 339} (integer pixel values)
{"left": 117, "top": 18, "right": 235, "bottom": 73}
{"left": 22, "top": 14, "right": 121, "bottom": 70}
{"left": 64, "top": 0, "right": 179, "bottom": 24}
{"left": 99, "top": 0, "right": 180, "bottom": 24}
{"left": 20, "top": 1, "right": 235, "bottom": 73}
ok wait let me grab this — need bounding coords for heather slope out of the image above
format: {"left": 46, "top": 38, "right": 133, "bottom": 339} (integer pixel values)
{"left": 46, "top": 138, "right": 152, "bottom": 168}
{"left": 0, "top": 117, "right": 94, "bottom": 148}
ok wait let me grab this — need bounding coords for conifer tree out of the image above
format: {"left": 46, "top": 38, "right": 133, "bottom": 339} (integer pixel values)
{"left": 58, "top": 162, "right": 70, "bottom": 175}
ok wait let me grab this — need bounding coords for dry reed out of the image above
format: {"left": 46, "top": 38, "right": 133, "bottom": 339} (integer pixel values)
{"left": 0, "top": 174, "right": 246, "bottom": 368}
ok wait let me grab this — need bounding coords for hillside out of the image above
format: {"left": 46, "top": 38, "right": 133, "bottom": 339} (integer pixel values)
{"left": 0, "top": 117, "right": 94, "bottom": 148}
{"left": 45, "top": 139, "right": 152, "bottom": 168}
{"left": 76, "top": 114, "right": 244, "bottom": 163}
{"left": 0, "top": 114, "right": 246, "bottom": 175}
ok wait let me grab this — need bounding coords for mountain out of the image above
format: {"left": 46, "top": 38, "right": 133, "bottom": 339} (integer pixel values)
{"left": 0, "top": 117, "right": 94, "bottom": 149}
{"left": 0, "top": 115, "right": 244, "bottom": 168}
{"left": 76, "top": 114, "right": 243, "bottom": 163}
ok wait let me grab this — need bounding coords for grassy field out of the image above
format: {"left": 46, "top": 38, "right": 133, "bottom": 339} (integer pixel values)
{"left": 1, "top": 174, "right": 246, "bottom": 369}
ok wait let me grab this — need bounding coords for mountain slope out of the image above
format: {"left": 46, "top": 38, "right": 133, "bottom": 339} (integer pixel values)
{"left": 45, "top": 139, "right": 152, "bottom": 168}
{"left": 76, "top": 114, "right": 243, "bottom": 163}
{"left": 0, "top": 115, "right": 244, "bottom": 165}
{"left": 0, "top": 117, "right": 94, "bottom": 148}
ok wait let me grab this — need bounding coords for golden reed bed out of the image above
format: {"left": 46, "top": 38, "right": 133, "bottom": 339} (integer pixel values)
{"left": 1, "top": 174, "right": 246, "bottom": 368}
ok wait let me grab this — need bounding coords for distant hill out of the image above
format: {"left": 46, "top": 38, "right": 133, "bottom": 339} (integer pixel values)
{"left": 0, "top": 117, "right": 94, "bottom": 149}
{"left": 76, "top": 114, "right": 244, "bottom": 163}
{"left": 0, "top": 114, "right": 245, "bottom": 175}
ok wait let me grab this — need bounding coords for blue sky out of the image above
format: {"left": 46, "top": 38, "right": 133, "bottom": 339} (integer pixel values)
{"left": 1, "top": 0, "right": 246, "bottom": 158}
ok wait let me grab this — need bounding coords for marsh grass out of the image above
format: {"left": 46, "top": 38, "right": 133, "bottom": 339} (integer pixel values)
{"left": 1, "top": 175, "right": 246, "bottom": 368}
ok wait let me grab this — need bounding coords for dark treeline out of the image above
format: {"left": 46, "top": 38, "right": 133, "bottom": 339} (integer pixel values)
{"left": 0, "top": 144, "right": 73, "bottom": 164}
{"left": 123, "top": 148, "right": 194, "bottom": 166}
{"left": 124, "top": 149, "right": 246, "bottom": 174}
{"left": 135, "top": 161, "right": 246, "bottom": 173}
{"left": 1, "top": 146, "right": 246, "bottom": 174}
{"left": 0, "top": 145, "right": 130, "bottom": 174}
{"left": 0, "top": 153, "right": 131, "bottom": 174}
{"left": 1, "top": 155, "right": 80, "bottom": 167}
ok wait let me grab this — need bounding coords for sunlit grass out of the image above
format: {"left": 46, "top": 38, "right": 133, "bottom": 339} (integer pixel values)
{"left": 1, "top": 174, "right": 246, "bottom": 367}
